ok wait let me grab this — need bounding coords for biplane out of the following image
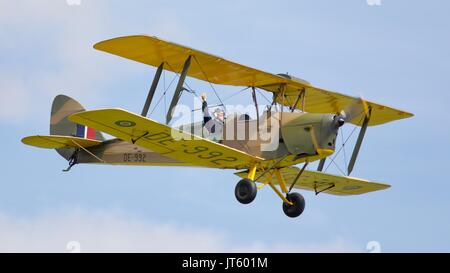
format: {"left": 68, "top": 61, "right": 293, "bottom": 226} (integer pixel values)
{"left": 22, "top": 35, "right": 413, "bottom": 218}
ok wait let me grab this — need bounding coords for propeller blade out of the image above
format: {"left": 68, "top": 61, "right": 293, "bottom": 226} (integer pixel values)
{"left": 340, "top": 97, "right": 370, "bottom": 124}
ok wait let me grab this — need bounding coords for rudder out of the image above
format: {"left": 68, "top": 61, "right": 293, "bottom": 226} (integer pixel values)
{"left": 50, "top": 95, "right": 104, "bottom": 160}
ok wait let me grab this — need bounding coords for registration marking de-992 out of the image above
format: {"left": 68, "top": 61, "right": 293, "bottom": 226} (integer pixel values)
{"left": 123, "top": 153, "right": 146, "bottom": 162}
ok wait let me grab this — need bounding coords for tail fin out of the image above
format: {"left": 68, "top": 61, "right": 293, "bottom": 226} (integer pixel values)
{"left": 50, "top": 95, "right": 105, "bottom": 159}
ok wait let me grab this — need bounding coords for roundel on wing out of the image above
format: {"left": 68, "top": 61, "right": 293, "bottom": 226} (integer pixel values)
{"left": 115, "top": 120, "right": 136, "bottom": 127}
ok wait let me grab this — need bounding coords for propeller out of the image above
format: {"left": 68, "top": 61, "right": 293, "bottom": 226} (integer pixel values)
{"left": 333, "top": 97, "right": 370, "bottom": 128}
{"left": 317, "top": 97, "right": 371, "bottom": 174}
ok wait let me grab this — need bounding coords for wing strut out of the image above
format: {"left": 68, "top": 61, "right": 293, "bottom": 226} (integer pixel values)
{"left": 290, "top": 88, "right": 305, "bottom": 112}
{"left": 166, "top": 56, "right": 191, "bottom": 124}
{"left": 317, "top": 158, "right": 326, "bottom": 171}
{"left": 279, "top": 84, "right": 286, "bottom": 125}
{"left": 251, "top": 87, "right": 260, "bottom": 134}
{"left": 141, "top": 62, "right": 164, "bottom": 117}
{"left": 288, "top": 162, "right": 309, "bottom": 193}
{"left": 347, "top": 108, "right": 372, "bottom": 175}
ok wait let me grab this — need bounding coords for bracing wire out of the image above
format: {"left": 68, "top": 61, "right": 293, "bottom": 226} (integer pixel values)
{"left": 192, "top": 55, "right": 226, "bottom": 113}
{"left": 340, "top": 127, "right": 348, "bottom": 169}
{"left": 149, "top": 67, "right": 179, "bottom": 116}
{"left": 256, "top": 88, "right": 273, "bottom": 105}
{"left": 163, "top": 69, "right": 167, "bottom": 117}
{"left": 324, "top": 115, "right": 364, "bottom": 172}
{"left": 221, "top": 86, "right": 251, "bottom": 102}
{"left": 329, "top": 156, "right": 347, "bottom": 176}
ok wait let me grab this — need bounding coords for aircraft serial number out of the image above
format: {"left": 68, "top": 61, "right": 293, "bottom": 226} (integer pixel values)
{"left": 142, "top": 131, "right": 238, "bottom": 166}
{"left": 123, "top": 153, "right": 146, "bottom": 162}
{"left": 183, "top": 146, "right": 238, "bottom": 165}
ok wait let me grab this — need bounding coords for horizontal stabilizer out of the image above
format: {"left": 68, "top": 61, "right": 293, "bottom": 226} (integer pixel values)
{"left": 21, "top": 135, "right": 102, "bottom": 149}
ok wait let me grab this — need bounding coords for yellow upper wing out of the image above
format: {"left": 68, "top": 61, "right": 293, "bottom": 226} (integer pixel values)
{"left": 94, "top": 35, "right": 413, "bottom": 126}
{"left": 94, "top": 35, "right": 282, "bottom": 87}
{"left": 270, "top": 80, "right": 413, "bottom": 126}
{"left": 235, "top": 166, "right": 390, "bottom": 196}
{"left": 21, "top": 135, "right": 101, "bottom": 149}
{"left": 69, "top": 108, "right": 262, "bottom": 169}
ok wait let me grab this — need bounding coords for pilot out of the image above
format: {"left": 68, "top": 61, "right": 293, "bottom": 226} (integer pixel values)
{"left": 201, "top": 93, "right": 224, "bottom": 134}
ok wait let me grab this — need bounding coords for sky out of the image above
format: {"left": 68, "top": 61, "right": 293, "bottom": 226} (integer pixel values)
{"left": 0, "top": 0, "right": 449, "bottom": 252}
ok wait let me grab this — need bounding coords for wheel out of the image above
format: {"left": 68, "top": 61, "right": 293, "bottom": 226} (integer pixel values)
{"left": 282, "top": 192, "right": 305, "bottom": 218}
{"left": 235, "top": 178, "right": 257, "bottom": 204}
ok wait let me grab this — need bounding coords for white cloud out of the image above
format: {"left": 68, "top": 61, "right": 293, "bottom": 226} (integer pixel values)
{"left": 0, "top": 1, "right": 202, "bottom": 124}
{"left": 0, "top": 76, "right": 30, "bottom": 122}
{"left": 0, "top": 1, "right": 113, "bottom": 123}
{"left": 0, "top": 208, "right": 361, "bottom": 253}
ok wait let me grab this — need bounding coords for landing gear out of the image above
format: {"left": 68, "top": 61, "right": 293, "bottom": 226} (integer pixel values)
{"left": 282, "top": 192, "right": 305, "bottom": 218}
{"left": 235, "top": 178, "right": 257, "bottom": 204}
{"left": 234, "top": 164, "right": 306, "bottom": 218}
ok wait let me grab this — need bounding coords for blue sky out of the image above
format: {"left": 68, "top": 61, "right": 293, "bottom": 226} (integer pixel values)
{"left": 0, "top": 0, "right": 449, "bottom": 252}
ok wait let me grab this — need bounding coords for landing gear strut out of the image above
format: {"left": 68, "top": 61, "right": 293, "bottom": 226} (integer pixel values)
{"left": 235, "top": 178, "right": 257, "bottom": 204}
{"left": 234, "top": 163, "right": 307, "bottom": 218}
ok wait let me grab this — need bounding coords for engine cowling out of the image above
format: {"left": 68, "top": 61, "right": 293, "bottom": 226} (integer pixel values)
{"left": 280, "top": 112, "right": 338, "bottom": 156}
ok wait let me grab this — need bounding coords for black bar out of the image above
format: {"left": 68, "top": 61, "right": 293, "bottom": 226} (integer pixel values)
{"left": 0, "top": 253, "right": 445, "bottom": 272}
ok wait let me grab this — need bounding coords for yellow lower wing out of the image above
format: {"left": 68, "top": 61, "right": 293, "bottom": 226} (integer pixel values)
{"left": 69, "top": 108, "right": 262, "bottom": 169}
{"left": 22, "top": 135, "right": 102, "bottom": 149}
{"left": 235, "top": 167, "right": 390, "bottom": 195}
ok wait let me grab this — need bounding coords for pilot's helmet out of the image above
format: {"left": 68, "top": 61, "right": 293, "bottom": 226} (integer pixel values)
{"left": 213, "top": 108, "right": 225, "bottom": 120}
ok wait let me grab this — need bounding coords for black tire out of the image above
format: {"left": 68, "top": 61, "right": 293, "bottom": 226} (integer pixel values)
{"left": 282, "top": 192, "right": 305, "bottom": 218}
{"left": 235, "top": 178, "right": 257, "bottom": 204}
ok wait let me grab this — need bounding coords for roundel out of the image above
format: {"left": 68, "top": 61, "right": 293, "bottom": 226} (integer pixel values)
{"left": 115, "top": 120, "right": 136, "bottom": 127}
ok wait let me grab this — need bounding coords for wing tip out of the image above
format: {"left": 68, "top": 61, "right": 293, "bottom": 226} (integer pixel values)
{"left": 21, "top": 135, "right": 36, "bottom": 146}
{"left": 21, "top": 135, "right": 54, "bottom": 149}
{"left": 93, "top": 35, "right": 159, "bottom": 50}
